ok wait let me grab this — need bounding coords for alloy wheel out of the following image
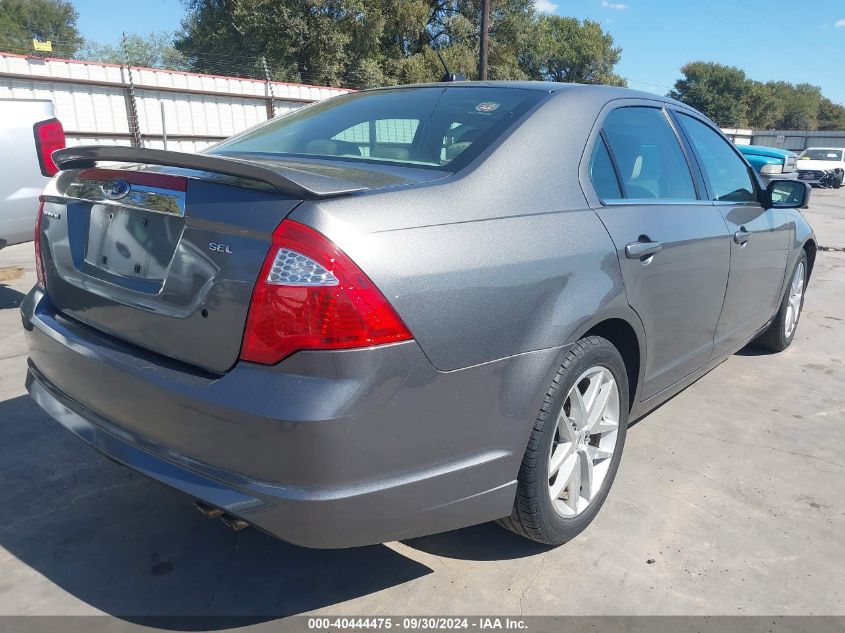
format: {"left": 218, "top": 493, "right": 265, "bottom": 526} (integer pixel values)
{"left": 784, "top": 261, "right": 805, "bottom": 339}
{"left": 547, "top": 366, "right": 620, "bottom": 518}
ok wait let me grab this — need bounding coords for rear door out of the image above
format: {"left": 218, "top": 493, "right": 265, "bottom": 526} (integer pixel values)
{"left": 672, "top": 112, "right": 789, "bottom": 356}
{"left": 586, "top": 104, "right": 731, "bottom": 399}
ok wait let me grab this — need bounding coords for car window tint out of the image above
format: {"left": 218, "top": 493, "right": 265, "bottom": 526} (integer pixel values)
{"left": 602, "top": 107, "right": 696, "bottom": 200}
{"left": 590, "top": 136, "right": 622, "bottom": 200}
{"left": 677, "top": 114, "right": 756, "bottom": 203}
{"left": 210, "top": 87, "right": 547, "bottom": 171}
{"left": 332, "top": 119, "right": 420, "bottom": 159}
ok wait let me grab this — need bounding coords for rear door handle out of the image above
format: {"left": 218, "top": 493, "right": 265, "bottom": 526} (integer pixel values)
{"left": 625, "top": 240, "right": 662, "bottom": 259}
{"left": 733, "top": 229, "right": 752, "bottom": 245}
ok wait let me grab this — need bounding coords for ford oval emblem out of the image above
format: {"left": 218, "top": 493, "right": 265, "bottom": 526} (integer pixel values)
{"left": 100, "top": 179, "right": 131, "bottom": 200}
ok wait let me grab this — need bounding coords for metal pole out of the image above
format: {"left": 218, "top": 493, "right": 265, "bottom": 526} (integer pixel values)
{"left": 160, "top": 101, "right": 168, "bottom": 150}
{"left": 122, "top": 32, "right": 143, "bottom": 148}
{"left": 261, "top": 56, "right": 276, "bottom": 120}
{"left": 479, "top": 0, "right": 490, "bottom": 80}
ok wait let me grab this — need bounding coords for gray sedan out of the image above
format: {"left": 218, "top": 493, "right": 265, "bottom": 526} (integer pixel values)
{"left": 23, "top": 82, "right": 814, "bottom": 547}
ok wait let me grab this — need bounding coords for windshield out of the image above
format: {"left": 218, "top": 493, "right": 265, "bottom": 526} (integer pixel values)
{"left": 209, "top": 86, "right": 547, "bottom": 171}
{"left": 799, "top": 149, "right": 843, "bottom": 161}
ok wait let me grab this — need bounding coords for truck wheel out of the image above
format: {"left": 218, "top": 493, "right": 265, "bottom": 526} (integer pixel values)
{"left": 498, "top": 336, "right": 628, "bottom": 545}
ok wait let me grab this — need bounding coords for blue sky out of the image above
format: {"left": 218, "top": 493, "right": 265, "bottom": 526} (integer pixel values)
{"left": 73, "top": 0, "right": 845, "bottom": 103}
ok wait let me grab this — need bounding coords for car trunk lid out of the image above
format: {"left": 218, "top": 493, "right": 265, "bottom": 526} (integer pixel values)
{"left": 38, "top": 147, "right": 375, "bottom": 373}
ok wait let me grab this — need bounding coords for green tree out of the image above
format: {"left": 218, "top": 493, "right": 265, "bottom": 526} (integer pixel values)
{"left": 0, "top": 0, "right": 82, "bottom": 57}
{"left": 175, "top": 0, "right": 361, "bottom": 83}
{"left": 77, "top": 32, "right": 188, "bottom": 70}
{"left": 522, "top": 15, "right": 625, "bottom": 86}
{"left": 668, "top": 62, "right": 751, "bottom": 127}
{"left": 818, "top": 97, "right": 845, "bottom": 131}
{"left": 174, "top": 0, "right": 626, "bottom": 88}
{"left": 745, "top": 82, "right": 783, "bottom": 129}
{"left": 669, "top": 61, "right": 845, "bottom": 131}
{"left": 771, "top": 82, "right": 822, "bottom": 130}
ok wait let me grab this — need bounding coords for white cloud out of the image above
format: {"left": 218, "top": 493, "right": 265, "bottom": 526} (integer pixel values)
{"left": 535, "top": 0, "right": 558, "bottom": 13}
{"left": 835, "top": 18, "right": 845, "bottom": 27}
{"left": 601, "top": 0, "right": 629, "bottom": 9}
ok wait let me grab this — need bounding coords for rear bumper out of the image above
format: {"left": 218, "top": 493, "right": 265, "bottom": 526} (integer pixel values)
{"left": 22, "top": 287, "right": 559, "bottom": 547}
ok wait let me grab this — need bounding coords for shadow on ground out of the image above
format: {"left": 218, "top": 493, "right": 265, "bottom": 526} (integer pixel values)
{"left": 403, "top": 523, "right": 550, "bottom": 561}
{"left": 734, "top": 343, "right": 776, "bottom": 357}
{"left": 0, "top": 284, "right": 25, "bottom": 310}
{"left": 0, "top": 393, "right": 547, "bottom": 627}
{"left": 0, "top": 395, "right": 432, "bottom": 627}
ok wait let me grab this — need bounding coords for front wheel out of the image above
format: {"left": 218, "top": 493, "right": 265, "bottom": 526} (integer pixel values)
{"left": 498, "top": 336, "right": 629, "bottom": 545}
{"left": 754, "top": 251, "right": 807, "bottom": 352}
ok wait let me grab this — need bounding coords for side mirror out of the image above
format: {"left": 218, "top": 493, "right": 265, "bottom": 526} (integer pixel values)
{"left": 766, "top": 179, "right": 811, "bottom": 210}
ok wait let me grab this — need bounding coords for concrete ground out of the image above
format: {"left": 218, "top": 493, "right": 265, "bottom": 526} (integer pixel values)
{"left": 0, "top": 191, "right": 843, "bottom": 620}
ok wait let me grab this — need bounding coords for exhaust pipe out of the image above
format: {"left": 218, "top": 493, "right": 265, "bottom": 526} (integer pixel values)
{"left": 193, "top": 499, "right": 224, "bottom": 518}
{"left": 193, "top": 500, "right": 249, "bottom": 531}
{"left": 220, "top": 514, "right": 249, "bottom": 531}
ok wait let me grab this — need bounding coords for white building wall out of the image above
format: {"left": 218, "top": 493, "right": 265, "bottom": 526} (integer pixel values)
{"left": 750, "top": 130, "right": 845, "bottom": 152}
{"left": 0, "top": 52, "right": 351, "bottom": 152}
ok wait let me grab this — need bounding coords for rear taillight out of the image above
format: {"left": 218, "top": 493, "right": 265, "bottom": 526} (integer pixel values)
{"left": 240, "top": 221, "right": 412, "bottom": 364}
{"left": 33, "top": 118, "right": 66, "bottom": 177}
{"left": 34, "top": 199, "right": 46, "bottom": 288}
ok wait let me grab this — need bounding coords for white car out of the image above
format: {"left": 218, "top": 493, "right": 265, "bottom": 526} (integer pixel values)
{"left": 0, "top": 98, "right": 65, "bottom": 249}
{"left": 796, "top": 147, "right": 845, "bottom": 188}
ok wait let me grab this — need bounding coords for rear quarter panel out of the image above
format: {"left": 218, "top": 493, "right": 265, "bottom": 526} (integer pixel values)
{"left": 784, "top": 207, "right": 817, "bottom": 286}
{"left": 302, "top": 206, "right": 628, "bottom": 372}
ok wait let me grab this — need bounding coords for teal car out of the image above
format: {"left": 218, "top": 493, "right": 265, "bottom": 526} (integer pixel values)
{"left": 738, "top": 145, "right": 798, "bottom": 183}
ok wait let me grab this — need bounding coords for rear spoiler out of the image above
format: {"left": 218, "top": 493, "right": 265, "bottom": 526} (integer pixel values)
{"left": 52, "top": 146, "right": 368, "bottom": 198}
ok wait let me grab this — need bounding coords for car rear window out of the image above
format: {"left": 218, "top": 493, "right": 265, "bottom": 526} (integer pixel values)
{"left": 209, "top": 86, "right": 547, "bottom": 171}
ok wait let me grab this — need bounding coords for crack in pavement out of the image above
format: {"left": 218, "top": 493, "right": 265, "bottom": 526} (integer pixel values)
{"left": 0, "top": 352, "right": 27, "bottom": 361}
{"left": 647, "top": 421, "right": 844, "bottom": 469}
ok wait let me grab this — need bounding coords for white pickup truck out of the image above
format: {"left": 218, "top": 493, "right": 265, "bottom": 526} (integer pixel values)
{"left": 0, "top": 99, "right": 65, "bottom": 249}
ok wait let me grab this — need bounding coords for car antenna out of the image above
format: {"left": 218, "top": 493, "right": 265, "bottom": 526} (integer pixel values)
{"left": 433, "top": 42, "right": 467, "bottom": 82}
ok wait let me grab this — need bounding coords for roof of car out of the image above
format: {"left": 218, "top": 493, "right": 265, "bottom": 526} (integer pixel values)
{"left": 364, "top": 80, "right": 686, "bottom": 105}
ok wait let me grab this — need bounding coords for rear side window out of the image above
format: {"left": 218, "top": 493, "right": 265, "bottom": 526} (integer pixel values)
{"left": 590, "top": 136, "right": 622, "bottom": 200}
{"left": 602, "top": 107, "right": 697, "bottom": 200}
{"left": 677, "top": 114, "right": 756, "bottom": 203}
{"left": 210, "top": 87, "right": 546, "bottom": 171}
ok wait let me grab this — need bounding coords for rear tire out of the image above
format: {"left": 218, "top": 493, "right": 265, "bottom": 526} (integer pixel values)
{"left": 498, "top": 336, "right": 629, "bottom": 545}
{"left": 754, "top": 251, "right": 808, "bottom": 352}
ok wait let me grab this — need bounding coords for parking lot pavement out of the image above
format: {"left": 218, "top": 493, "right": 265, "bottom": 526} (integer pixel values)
{"left": 0, "top": 193, "right": 843, "bottom": 620}
{"left": 803, "top": 188, "right": 845, "bottom": 250}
